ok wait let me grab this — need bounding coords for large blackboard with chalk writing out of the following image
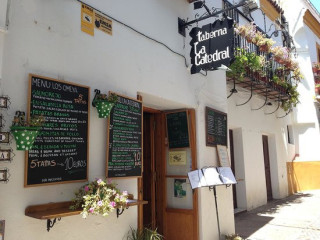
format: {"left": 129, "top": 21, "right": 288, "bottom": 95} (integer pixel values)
{"left": 107, "top": 93, "right": 142, "bottom": 178}
{"left": 26, "top": 74, "right": 89, "bottom": 186}
{"left": 166, "top": 111, "right": 190, "bottom": 149}
{"left": 205, "top": 107, "right": 227, "bottom": 146}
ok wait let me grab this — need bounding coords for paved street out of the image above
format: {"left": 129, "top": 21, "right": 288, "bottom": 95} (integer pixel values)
{"left": 235, "top": 190, "right": 320, "bottom": 240}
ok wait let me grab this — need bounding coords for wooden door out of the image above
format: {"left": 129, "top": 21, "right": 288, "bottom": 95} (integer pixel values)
{"left": 229, "top": 130, "right": 237, "bottom": 209}
{"left": 139, "top": 109, "right": 198, "bottom": 240}
{"left": 262, "top": 135, "right": 273, "bottom": 201}
{"left": 141, "top": 109, "right": 165, "bottom": 233}
{"left": 164, "top": 109, "right": 198, "bottom": 240}
{"left": 142, "top": 112, "right": 156, "bottom": 228}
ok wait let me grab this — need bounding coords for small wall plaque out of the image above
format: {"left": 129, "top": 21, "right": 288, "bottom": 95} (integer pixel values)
{"left": 0, "top": 97, "right": 9, "bottom": 109}
{"left": 0, "top": 115, "right": 3, "bottom": 128}
{"left": 0, "top": 133, "right": 10, "bottom": 144}
{"left": 0, "top": 150, "right": 11, "bottom": 162}
{"left": 0, "top": 168, "right": 9, "bottom": 182}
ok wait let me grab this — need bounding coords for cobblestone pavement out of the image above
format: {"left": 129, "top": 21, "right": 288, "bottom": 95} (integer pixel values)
{"left": 235, "top": 190, "right": 320, "bottom": 240}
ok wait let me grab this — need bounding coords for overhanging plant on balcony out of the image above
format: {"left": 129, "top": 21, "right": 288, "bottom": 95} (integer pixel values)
{"left": 10, "top": 111, "right": 45, "bottom": 151}
{"left": 256, "top": 37, "right": 275, "bottom": 53}
{"left": 227, "top": 48, "right": 265, "bottom": 80}
{"left": 227, "top": 48, "right": 248, "bottom": 81}
{"left": 312, "top": 62, "right": 320, "bottom": 74}
{"left": 271, "top": 46, "right": 290, "bottom": 64}
{"left": 281, "top": 85, "right": 299, "bottom": 112}
{"left": 235, "top": 22, "right": 256, "bottom": 43}
{"left": 235, "top": 23, "right": 275, "bottom": 53}
{"left": 92, "top": 91, "right": 118, "bottom": 118}
{"left": 315, "top": 84, "right": 320, "bottom": 96}
{"left": 70, "top": 178, "right": 128, "bottom": 218}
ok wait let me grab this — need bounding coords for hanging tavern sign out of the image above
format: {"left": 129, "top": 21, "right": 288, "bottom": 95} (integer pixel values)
{"left": 189, "top": 17, "right": 234, "bottom": 74}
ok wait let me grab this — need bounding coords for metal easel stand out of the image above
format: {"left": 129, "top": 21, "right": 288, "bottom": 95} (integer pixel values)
{"left": 209, "top": 185, "right": 221, "bottom": 239}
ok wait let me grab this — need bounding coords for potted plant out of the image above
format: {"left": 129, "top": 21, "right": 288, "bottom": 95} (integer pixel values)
{"left": 227, "top": 48, "right": 248, "bottom": 80}
{"left": 125, "top": 226, "right": 163, "bottom": 240}
{"left": 315, "top": 84, "right": 320, "bottom": 96}
{"left": 92, "top": 91, "right": 118, "bottom": 118}
{"left": 10, "top": 111, "right": 45, "bottom": 151}
{"left": 271, "top": 46, "right": 290, "bottom": 65}
{"left": 70, "top": 178, "right": 128, "bottom": 218}
{"left": 235, "top": 22, "right": 256, "bottom": 43}
{"left": 281, "top": 84, "right": 300, "bottom": 111}
{"left": 256, "top": 37, "right": 275, "bottom": 53}
{"left": 312, "top": 62, "right": 320, "bottom": 74}
{"left": 225, "top": 233, "right": 244, "bottom": 240}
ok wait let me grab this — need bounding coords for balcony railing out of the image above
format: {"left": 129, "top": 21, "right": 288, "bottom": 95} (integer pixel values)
{"left": 227, "top": 35, "right": 292, "bottom": 104}
{"left": 222, "top": 0, "right": 298, "bottom": 114}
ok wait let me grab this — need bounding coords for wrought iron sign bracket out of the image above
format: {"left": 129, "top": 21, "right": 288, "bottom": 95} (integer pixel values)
{"left": 178, "top": 0, "right": 251, "bottom": 37}
{"left": 47, "top": 218, "right": 61, "bottom": 232}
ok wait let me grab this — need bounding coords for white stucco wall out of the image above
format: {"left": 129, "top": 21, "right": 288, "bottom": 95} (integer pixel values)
{"left": 0, "top": 0, "right": 238, "bottom": 239}
{"left": 281, "top": 0, "right": 320, "bottom": 162}
{"left": 228, "top": 92, "right": 292, "bottom": 210}
{"left": 226, "top": 6, "right": 293, "bottom": 210}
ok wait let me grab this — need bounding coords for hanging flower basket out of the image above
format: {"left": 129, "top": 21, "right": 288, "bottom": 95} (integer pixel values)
{"left": 92, "top": 90, "right": 118, "bottom": 119}
{"left": 10, "top": 111, "right": 45, "bottom": 151}
{"left": 94, "top": 100, "right": 115, "bottom": 118}
{"left": 10, "top": 126, "right": 40, "bottom": 151}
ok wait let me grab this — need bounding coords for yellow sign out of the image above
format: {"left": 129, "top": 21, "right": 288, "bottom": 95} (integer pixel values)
{"left": 94, "top": 12, "right": 112, "bottom": 35}
{"left": 81, "top": 3, "right": 94, "bottom": 36}
{"left": 169, "top": 151, "right": 187, "bottom": 166}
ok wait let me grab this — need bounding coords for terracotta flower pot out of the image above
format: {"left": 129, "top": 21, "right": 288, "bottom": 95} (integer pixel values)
{"left": 313, "top": 67, "right": 318, "bottom": 73}
{"left": 259, "top": 44, "right": 270, "bottom": 52}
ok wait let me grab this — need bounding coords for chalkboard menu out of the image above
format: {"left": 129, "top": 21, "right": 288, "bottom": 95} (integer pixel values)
{"left": 26, "top": 74, "right": 89, "bottom": 186}
{"left": 166, "top": 111, "right": 190, "bottom": 149}
{"left": 107, "top": 93, "right": 142, "bottom": 178}
{"left": 206, "top": 107, "right": 227, "bottom": 146}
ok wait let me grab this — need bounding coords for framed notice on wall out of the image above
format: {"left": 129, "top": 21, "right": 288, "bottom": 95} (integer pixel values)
{"left": 216, "top": 145, "right": 230, "bottom": 167}
{"left": 26, "top": 74, "right": 90, "bottom": 186}
{"left": 106, "top": 92, "right": 143, "bottom": 178}
{"left": 205, "top": 107, "right": 227, "bottom": 146}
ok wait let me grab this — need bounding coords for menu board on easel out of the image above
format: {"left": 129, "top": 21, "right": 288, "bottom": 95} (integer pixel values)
{"left": 26, "top": 74, "right": 90, "bottom": 186}
{"left": 166, "top": 111, "right": 190, "bottom": 149}
{"left": 107, "top": 93, "right": 142, "bottom": 178}
{"left": 206, "top": 107, "right": 227, "bottom": 146}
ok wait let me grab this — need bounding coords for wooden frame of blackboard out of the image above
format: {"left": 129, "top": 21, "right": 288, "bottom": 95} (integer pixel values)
{"left": 165, "top": 110, "right": 190, "bottom": 149}
{"left": 106, "top": 91, "right": 143, "bottom": 179}
{"left": 205, "top": 106, "right": 228, "bottom": 147}
{"left": 25, "top": 74, "right": 90, "bottom": 187}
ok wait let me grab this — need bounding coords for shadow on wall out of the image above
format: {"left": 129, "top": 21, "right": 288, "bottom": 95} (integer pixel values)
{"left": 235, "top": 192, "right": 312, "bottom": 238}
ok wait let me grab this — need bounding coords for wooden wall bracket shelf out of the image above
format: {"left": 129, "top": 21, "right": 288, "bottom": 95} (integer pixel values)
{"left": 25, "top": 199, "right": 148, "bottom": 232}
